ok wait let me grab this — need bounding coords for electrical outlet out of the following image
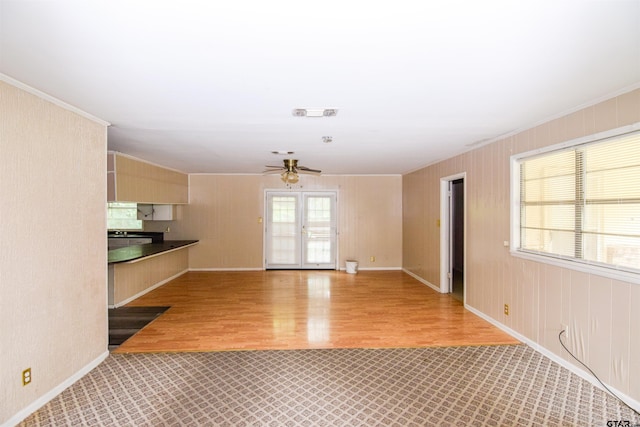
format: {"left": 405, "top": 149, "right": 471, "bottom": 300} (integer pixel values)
{"left": 561, "top": 324, "right": 569, "bottom": 336}
{"left": 22, "top": 368, "right": 31, "bottom": 386}
{"left": 504, "top": 304, "right": 509, "bottom": 316}
{"left": 370, "top": 256, "right": 375, "bottom": 262}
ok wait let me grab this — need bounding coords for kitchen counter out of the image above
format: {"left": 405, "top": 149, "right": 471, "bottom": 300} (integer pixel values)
{"left": 108, "top": 232, "right": 163, "bottom": 242}
{"left": 108, "top": 240, "right": 199, "bottom": 264}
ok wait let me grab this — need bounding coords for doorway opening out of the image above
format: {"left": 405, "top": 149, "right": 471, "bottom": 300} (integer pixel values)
{"left": 440, "top": 174, "right": 465, "bottom": 302}
{"left": 265, "top": 191, "right": 337, "bottom": 269}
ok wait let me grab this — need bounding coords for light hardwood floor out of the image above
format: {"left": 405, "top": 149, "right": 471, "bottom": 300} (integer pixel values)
{"left": 113, "top": 270, "right": 519, "bottom": 353}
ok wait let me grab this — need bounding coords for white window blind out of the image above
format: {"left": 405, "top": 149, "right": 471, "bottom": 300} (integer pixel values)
{"left": 518, "top": 131, "right": 640, "bottom": 273}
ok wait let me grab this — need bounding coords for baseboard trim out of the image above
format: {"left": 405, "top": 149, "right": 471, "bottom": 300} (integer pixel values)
{"left": 189, "top": 268, "right": 265, "bottom": 272}
{"left": 189, "top": 267, "right": 403, "bottom": 272}
{"left": 402, "top": 269, "right": 441, "bottom": 293}
{"left": 2, "top": 351, "right": 109, "bottom": 427}
{"left": 465, "top": 304, "right": 640, "bottom": 413}
{"left": 113, "top": 269, "right": 188, "bottom": 308}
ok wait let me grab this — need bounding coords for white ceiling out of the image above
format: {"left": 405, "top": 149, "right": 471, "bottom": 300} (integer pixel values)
{"left": 1, "top": 1, "right": 639, "bottom": 174}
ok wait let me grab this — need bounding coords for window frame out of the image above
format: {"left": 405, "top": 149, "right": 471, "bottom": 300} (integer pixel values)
{"left": 510, "top": 122, "right": 640, "bottom": 285}
{"left": 107, "top": 202, "right": 143, "bottom": 231}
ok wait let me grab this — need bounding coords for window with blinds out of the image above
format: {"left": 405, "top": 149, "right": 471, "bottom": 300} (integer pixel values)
{"left": 107, "top": 202, "right": 143, "bottom": 231}
{"left": 516, "top": 130, "right": 640, "bottom": 274}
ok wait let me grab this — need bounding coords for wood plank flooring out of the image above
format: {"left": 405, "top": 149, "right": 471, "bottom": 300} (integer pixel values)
{"left": 113, "top": 270, "right": 519, "bottom": 353}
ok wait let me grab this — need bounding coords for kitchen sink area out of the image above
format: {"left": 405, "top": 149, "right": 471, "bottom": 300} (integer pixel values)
{"left": 107, "top": 231, "right": 199, "bottom": 307}
{"left": 108, "top": 231, "right": 164, "bottom": 250}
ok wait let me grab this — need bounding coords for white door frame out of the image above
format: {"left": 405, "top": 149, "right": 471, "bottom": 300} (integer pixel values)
{"left": 264, "top": 190, "right": 338, "bottom": 269}
{"left": 439, "top": 173, "right": 466, "bottom": 296}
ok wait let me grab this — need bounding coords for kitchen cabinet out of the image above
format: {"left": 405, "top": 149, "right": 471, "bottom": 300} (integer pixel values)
{"left": 107, "top": 152, "right": 188, "bottom": 204}
{"left": 152, "top": 204, "right": 175, "bottom": 220}
{"left": 137, "top": 204, "right": 176, "bottom": 221}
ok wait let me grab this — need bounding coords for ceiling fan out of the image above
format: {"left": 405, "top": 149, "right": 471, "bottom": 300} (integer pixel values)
{"left": 264, "top": 159, "right": 321, "bottom": 184}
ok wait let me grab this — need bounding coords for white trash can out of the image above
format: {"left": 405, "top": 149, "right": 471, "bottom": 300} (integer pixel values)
{"left": 345, "top": 260, "right": 358, "bottom": 274}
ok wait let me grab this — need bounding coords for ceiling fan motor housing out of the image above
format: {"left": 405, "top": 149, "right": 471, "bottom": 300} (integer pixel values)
{"left": 284, "top": 159, "right": 298, "bottom": 172}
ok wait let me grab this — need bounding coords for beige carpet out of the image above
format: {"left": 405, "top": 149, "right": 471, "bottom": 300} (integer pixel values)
{"left": 20, "top": 345, "right": 639, "bottom": 426}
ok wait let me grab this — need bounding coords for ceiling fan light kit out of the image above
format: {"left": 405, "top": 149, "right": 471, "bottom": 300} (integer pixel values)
{"left": 281, "top": 171, "right": 299, "bottom": 184}
{"left": 264, "top": 158, "right": 322, "bottom": 186}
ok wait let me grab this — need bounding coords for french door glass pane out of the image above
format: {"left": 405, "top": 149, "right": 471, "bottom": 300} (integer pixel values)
{"left": 270, "top": 196, "right": 299, "bottom": 265}
{"left": 304, "top": 196, "right": 333, "bottom": 264}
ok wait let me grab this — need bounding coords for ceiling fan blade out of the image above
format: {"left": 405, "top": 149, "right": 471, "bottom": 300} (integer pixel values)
{"left": 298, "top": 166, "right": 321, "bottom": 173}
{"left": 263, "top": 169, "right": 284, "bottom": 174}
{"left": 265, "top": 165, "right": 285, "bottom": 169}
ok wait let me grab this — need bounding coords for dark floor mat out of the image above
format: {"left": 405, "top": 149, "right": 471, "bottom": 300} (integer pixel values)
{"left": 108, "top": 306, "right": 170, "bottom": 348}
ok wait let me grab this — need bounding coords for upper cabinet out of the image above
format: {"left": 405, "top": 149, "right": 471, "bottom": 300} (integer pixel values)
{"left": 137, "top": 203, "right": 176, "bottom": 220}
{"left": 107, "top": 152, "right": 188, "bottom": 204}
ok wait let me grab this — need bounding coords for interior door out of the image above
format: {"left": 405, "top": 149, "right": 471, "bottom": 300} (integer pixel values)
{"left": 449, "top": 178, "right": 464, "bottom": 301}
{"left": 265, "top": 191, "right": 337, "bottom": 269}
{"left": 447, "top": 180, "right": 454, "bottom": 293}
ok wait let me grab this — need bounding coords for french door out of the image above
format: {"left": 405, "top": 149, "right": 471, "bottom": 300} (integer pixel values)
{"left": 265, "top": 191, "right": 337, "bottom": 269}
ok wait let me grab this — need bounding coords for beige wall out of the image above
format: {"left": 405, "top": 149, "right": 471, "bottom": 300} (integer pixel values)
{"left": 176, "top": 174, "right": 403, "bottom": 270}
{"left": 0, "top": 80, "right": 108, "bottom": 424}
{"left": 403, "top": 88, "right": 640, "bottom": 403}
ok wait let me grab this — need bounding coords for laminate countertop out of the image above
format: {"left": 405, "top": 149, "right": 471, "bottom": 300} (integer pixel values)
{"left": 108, "top": 240, "right": 199, "bottom": 264}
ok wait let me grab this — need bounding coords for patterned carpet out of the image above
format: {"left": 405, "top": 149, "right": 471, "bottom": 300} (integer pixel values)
{"left": 20, "top": 345, "right": 639, "bottom": 426}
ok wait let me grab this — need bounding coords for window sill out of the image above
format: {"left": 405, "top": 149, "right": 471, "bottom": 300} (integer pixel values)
{"left": 510, "top": 249, "right": 640, "bottom": 285}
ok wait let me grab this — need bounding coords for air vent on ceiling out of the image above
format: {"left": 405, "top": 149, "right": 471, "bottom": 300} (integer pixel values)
{"left": 292, "top": 108, "right": 338, "bottom": 117}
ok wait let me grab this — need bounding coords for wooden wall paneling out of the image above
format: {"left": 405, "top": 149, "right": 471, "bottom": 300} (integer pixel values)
{"left": 402, "top": 171, "right": 423, "bottom": 277}
{"left": 617, "top": 89, "right": 640, "bottom": 125}
{"left": 185, "top": 175, "right": 264, "bottom": 269}
{"left": 184, "top": 174, "right": 402, "bottom": 271}
{"left": 559, "top": 268, "right": 572, "bottom": 360}
{"left": 401, "top": 88, "right": 640, "bottom": 403}
{"left": 352, "top": 176, "right": 402, "bottom": 268}
{"left": 609, "top": 279, "right": 631, "bottom": 393}
{"left": 113, "top": 249, "right": 189, "bottom": 306}
{"left": 587, "top": 275, "right": 613, "bottom": 384}
{"left": 568, "top": 270, "right": 590, "bottom": 361}
{"left": 539, "top": 264, "right": 563, "bottom": 353}
{"left": 594, "top": 97, "right": 618, "bottom": 133}
{"left": 629, "top": 284, "right": 640, "bottom": 400}
{"left": 1, "top": 80, "right": 108, "bottom": 425}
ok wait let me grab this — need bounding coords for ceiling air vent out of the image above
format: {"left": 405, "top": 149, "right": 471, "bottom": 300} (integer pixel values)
{"left": 292, "top": 108, "right": 338, "bottom": 117}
